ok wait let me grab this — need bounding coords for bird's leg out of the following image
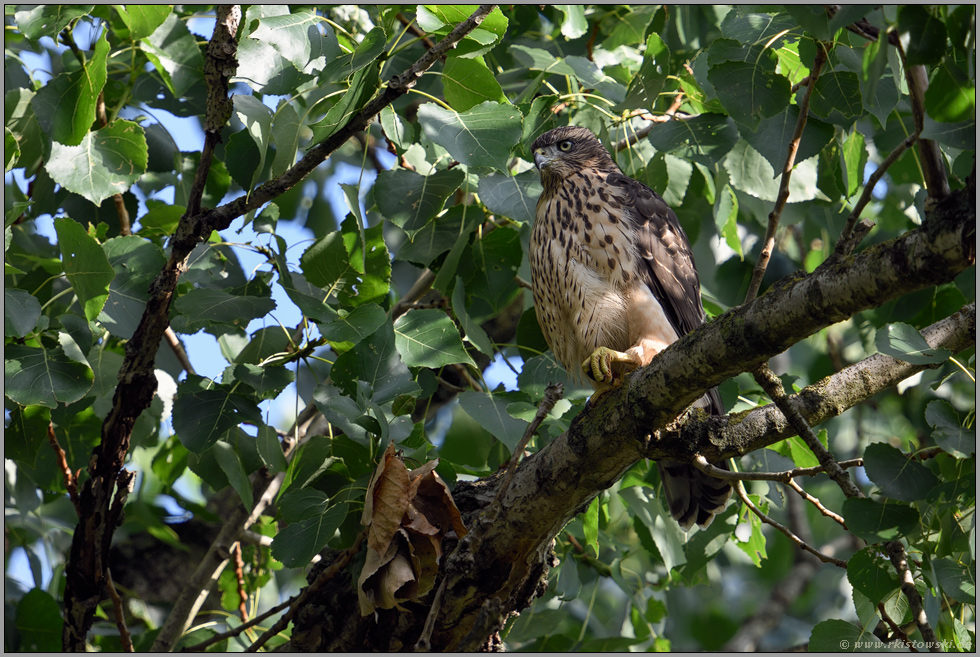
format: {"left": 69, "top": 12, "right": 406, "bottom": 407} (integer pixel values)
{"left": 582, "top": 346, "right": 642, "bottom": 392}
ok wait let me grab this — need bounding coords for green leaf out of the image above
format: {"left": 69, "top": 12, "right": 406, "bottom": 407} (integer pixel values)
{"left": 4, "top": 343, "right": 93, "bottom": 408}
{"left": 271, "top": 100, "right": 302, "bottom": 175}
{"left": 230, "top": 363, "right": 293, "bottom": 398}
{"left": 740, "top": 106, "right": 835, "bottom": 174}
{"left": 15, "top": 588, "right": 63, "bottom": 652}
{"left": 331, "top": 323, "right": 421, "bottom": 404}
{"left": 926, "top": 61, "right": 976, "bottom": 124}
{"left": 318, "top": 303, "right": 388, "bottom": 344}
{"left": 920, "top": 117, "right": 976, "bottom": 150}
{"left": 840, "top": 129, "right": 868, "bottom": 198}
{"left": 31, "top": 31, "right": 109, "bottom": 146}
{"left": 707, "top": 58, "right": 790, "bottom": 130}
{"left": 212, "top": 441, "right": 253, "bottom": 512}
{"left": 647, "top": 113, "right": 739, "bottom": 167}
{"left": 458, "top": 391, "right": 527, "bottom": 452}
{"left": 458, "top": 226, "right": 522, "bottom": 323}
{"left": 14, "top": 5, "right": 94, "bottom": 40}
{"left": 418, "top": 101, "right": 523, "bottom": 171}
{"left": 374, "top": 168, "right": 465, "bottom": 237}
{"left": 279, "top": 487, "right": 332, "bottom": 523}
{"left": 53, "top": 217, "right": 116, "bottom": 321}
{"left": 255, "top": 425, "right": 288, "bottom": 474}
{"left": 6, "top": 126, "right": 21, "bottom": 172}
{"left": 714, "top": 183, "right": 742, "bottom": 259}
{"left": 925, "top": 400, "right": 975, "bottom": 458}
{"left": 863, "top": 443, "right": 939, "bottom": 502}
{"left": 933, "top": 557, "right": 976, "bottom": 604}
{"left": 394, "top": 308, "right": 476, "bottom": 369}
{"left": 848, "top": 547, "right": 899, "bottom": 606}
{"left": 98, "top": 235, "right": 167, "bottom": 339}
{"left": 860, "top": 31, "right": 889, "bottom": 112}
{"left": 620, "top": 485, "right": 687, "bottom": 572}
{"left": 557, "top": 5, "right": 588, "bottom": 39}
{"left": 271, "top": 503, "right": 348, "bottom": 567}
{"left": 810, "top": 70, "right": 863, "bottom": 125}
{"left": 5, "top": 404, "right": 51, "bottom": 467}
{"left": 4, "top": 288, "right": 42, "bottom": 337}
{"left": 418, "top": 5, "right": 508, "bottom": 58}
{"left": 734, "top": 501, "right": 767, "bottom": 566}
{"left": 232, "top": 95, "right": 274, "bottom": 192}
{"left": 173, "top": 287, "right": 276, "bottom": 331}
{"left": 151, "top": 434, "right": 189, "bottom": 487}
{"left": 380, "top": 105, "right": 415, "bottom": 155}
{"left": 875, "top": 322, "right": 952, "bottom": 365}
{"left": 478, "top": 170, "right": 542, "bottom": 225}
{"left": 172, "top": 378, "right": 263, "bottom": 453}
{"left": 310, "top": 62, "right": 380, "bottom": 142}
{"left": 621, "top": 33, "right": 670, "bottom": 111}
{"left": 47, "top": 120, "right": 148, "bottom": 206}
{"left": 339, "top": 217, "right": 390, "bottom": 309}
{"left": 809, "top": 619, "right": 871, "bottom": 652}
{"left": 841, "top": 497, "right": 920, "bottom": 543}
{"left": 724, "top": 139, "right": 823, "bottom": 203}
{"left": 898, "top": 6, "right": 947, "bottom": 66}
{"left": 582, "top": 496, "right": 600, "bottom": 558}
{"left": 393, "top": 204, "right": 481, "bottom": 267}
{"left": 143, "top": 12, "right": 204, "bottom": 98}
{"left": 451, "top": 277, "right": 494, "bottom": 356}
{"left": 116, "top": 5, "right": 171, "bottom": 39}
{"left": 442, "top": 55, "right": 507, "bottom": 112}
{"left": 248, "top": 9, "right": 330, "bottom": 73}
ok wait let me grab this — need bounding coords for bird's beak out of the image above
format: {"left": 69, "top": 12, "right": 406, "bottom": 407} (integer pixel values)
{"left": 533, "top": 149, "right": 551, "bottom": 170}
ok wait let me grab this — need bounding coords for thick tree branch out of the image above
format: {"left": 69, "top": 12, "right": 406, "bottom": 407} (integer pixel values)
{"left": 679, "top": 301, "right": 975, "bottom": 460}
{"left": 62, "top": 8, "right": 243, "bottom": 651}
{"left": 421, "top": 188, "right": 974, "bottom": 650}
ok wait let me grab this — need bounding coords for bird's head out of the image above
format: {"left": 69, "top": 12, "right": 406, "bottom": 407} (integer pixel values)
{"left": 531, "top": 126, "right": 617, "bottom": 190}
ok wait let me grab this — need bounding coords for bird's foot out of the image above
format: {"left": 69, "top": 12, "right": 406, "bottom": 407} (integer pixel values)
{"left": 581, "top": 347, "right": 640, "bottom": 390}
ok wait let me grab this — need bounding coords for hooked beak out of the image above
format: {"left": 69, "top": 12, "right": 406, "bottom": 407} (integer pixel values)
{"left": 533, "top": 149, "right": 551, "bottom": 170}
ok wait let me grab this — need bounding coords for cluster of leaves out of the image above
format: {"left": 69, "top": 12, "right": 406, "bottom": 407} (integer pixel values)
{"left": 357, "top": 443, "right": 467, "bottom": 615}
{"left": 3, "top": 4, "right": 975, "bottom": 652}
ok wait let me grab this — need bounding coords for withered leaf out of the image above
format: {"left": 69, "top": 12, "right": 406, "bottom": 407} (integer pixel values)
{"left": 362, "top": 443, "right": 411, "bottom": 555}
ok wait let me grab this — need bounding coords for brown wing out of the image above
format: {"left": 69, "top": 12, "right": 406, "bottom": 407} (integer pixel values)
{"left": 606, "top": 171, "right": 723, "bottom": 415}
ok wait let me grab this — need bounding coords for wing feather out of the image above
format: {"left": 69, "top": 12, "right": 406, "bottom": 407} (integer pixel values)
{"left": 606, "top": 171, "right": 723, "bottom": 414}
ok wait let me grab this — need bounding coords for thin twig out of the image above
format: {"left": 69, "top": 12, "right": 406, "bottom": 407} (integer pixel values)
{"left": 613, "top": 93, "right": 687, "bottom": 151}
{"left": 733, "top": 480, "right": 848, "bottom": 568}
{"left": 785, "top": 479, "right": 847, "bottom": 527}
{"left": 491, "top": 383, "right": 564, "bottom": 512}
{"left": 753, "top": 364, "right": 864, "bottom": 500}
{"left": 181, "top": 595, "right": 295, "bottom": 652}
{"left": 106, "top": 569, "right": 134, "bottom": 652}
{"left": 48, "top": 422, "right": 81, "bottom": 515}
{"left": 163, "top": 326, "right": 197, "bottom": 375}
{"left": 232, "top": 543, "right": 248, "bottom": 623}
{"left": 745, "top": 42, "right": 827, "bottom": 302}
{"left": 877, "top": 602, "right": 915, "bottom": 650}
{"left": 835, "top": 132, "right": 919, "bottom": 256}
{"left": 414, "top": 578, "right": 449, "bottom": 652}
{"left": 902, "top": 41, "right": 951, "bottom": 201}
{"left": 693, "top": 454, "right": 863, "bottom": 483}
{"left": 245, "top": 529, "right": 368, "bottom": 653}
{"left": 884, "top": 541, "right": 942, "bottom": 651}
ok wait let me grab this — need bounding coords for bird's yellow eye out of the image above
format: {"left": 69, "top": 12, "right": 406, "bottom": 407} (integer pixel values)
{"left": 558, "top": 139, "right": 573, "bottom": 152}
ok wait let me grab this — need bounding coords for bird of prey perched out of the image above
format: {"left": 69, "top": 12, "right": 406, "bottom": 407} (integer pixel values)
{"left": 528, "top": 125, "right": 731, "bottom": 530}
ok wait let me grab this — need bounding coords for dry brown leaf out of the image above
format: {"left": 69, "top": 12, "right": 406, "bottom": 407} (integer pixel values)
{"left": 362, "top": 443, "right": 411, "bottom": 555}
{"left": 412, "top": 468, "right": 468, "bottom": 539}
{"left": 357, "top": 530, "right": 415, "bottom": 614}
{"left": 357, "top": 448, "right": 469, "bottom": 616}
